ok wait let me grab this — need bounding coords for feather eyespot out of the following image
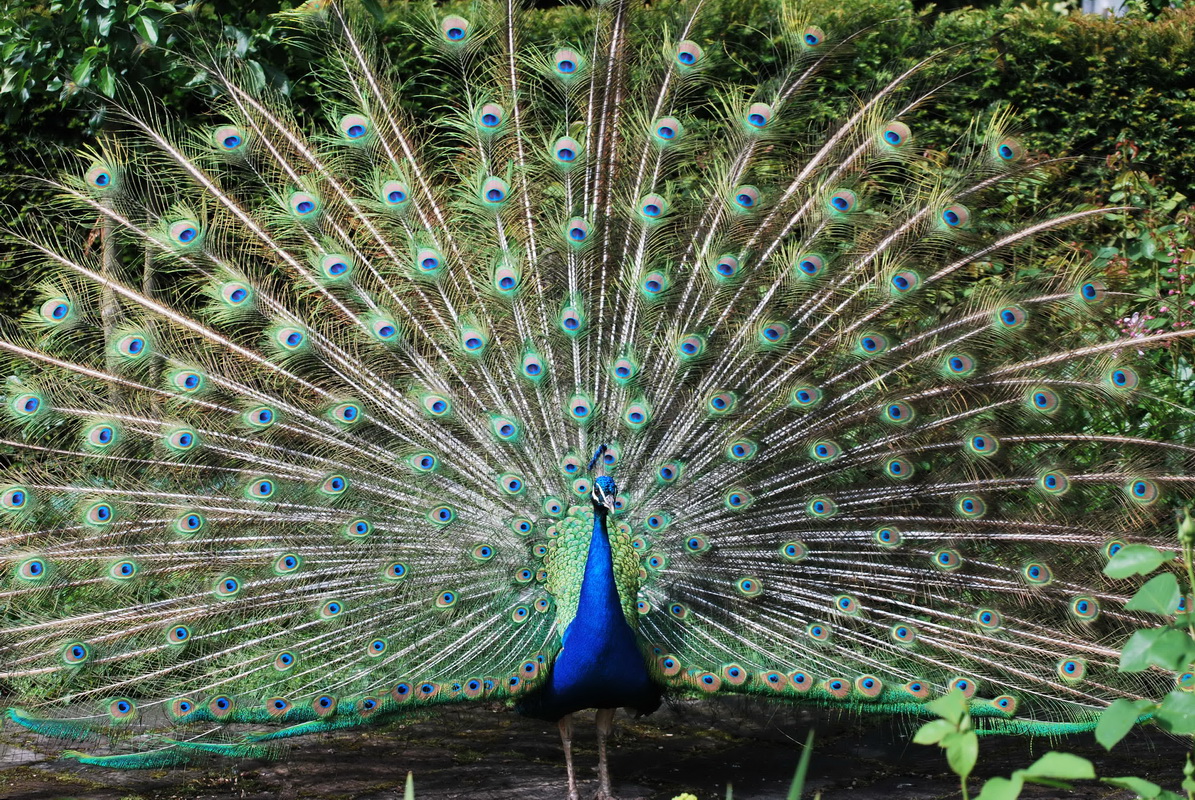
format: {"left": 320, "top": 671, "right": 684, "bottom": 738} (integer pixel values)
{"left": 745, "top": 103, "right": 772, "bottom": 130}
{"left": 275, "top": 553, "right": 302, "bottom": 574}
{"left": 554, "top": 49, "right": 583, "bottom": 76}
{"left": 712, "top": 254, "right": 740, "bottom": 279}
{"left": 214, "top": 575, "right": 242, "bottom": 598}
{"left": 874, "top": 527, "right": 902, "bottom": 547}
{"left": 807, "top": 496, "right": 837, "bottom": 517}
{"left": 965, "top": 432, "right": 1000, "bottom": 457}
{"left": 320, "top": 254, "right": 353, "bottom": 280}
{"left": 245, "top": 406, "right": 276, "bottom": 428}
{"left": 384, "top": 561, "right": 407, "bottom": 580}
{"left": 881, "top": 121, "right": 911, "bottom": 147}
{"left": 108, "top": 559, "right": 137, "bottom": 581}
{"left": 884, "top": 457, "right": 914, "bottom": 480}
{"left": 857, "top": 332, "right": 889, "bottom": 355}
{"left": 639, "top": 195, "right": 669, "bottom": 222}
{"left": 560, "top": 305, "right": 584, "bottom": 334}
{"left": 345, "top": 519, "right": 372, "bottom": 538}
{"left": 441, "top": 15, "right": 470, "bottom": 43}
{"left": 707, "top": 390, "right": 737, "bottom": 415}
{"left": 731, "top": 185, "right": 760, "bottom": 211}
{"left": 652, "top": 116, "right": 683, "bottom": 145}
{"left": 553, "top": 136, "right": 582, "bottom": 165}
{"left": 1070, "top": 596, "right": 1101, "bottom": 621}
{"left": 795, "top": 253, "right": 825, "bottom": 277}
{"left": 611, "top": 356, "right": 638, "bottom": 382}
{"left": 220, "top": 281, "right": 252, "bottom": 307}
{"left": 624, "top": 401, "right": 650, "bottom": 428}
{"left": 1023, "top": 562, "right": 1053, "bottom": 586}
{"left": 807, "top": 623, "right": 831, "bottom": 641}
{"left": 803, "top": 26, "right": 825, "bottom": 46}
{"left": 1038, "top": 470, "right": 1070, "bottom": 496}
{"left": 941, "top": 204, "right": 970, "bottom": 228}
{"left": 499, "top": 473, "right": 524, "bottom": 495}
{"left": 320, "top": 474, "right": 348, "bottom": 496}
{"left": 1107, "top": 367, "right": 1139, "bottom": 391}
{"left": 780, "top": 541, "right": 807, "bottom": 562}
{"left": 724, "top": 488, "right": 753, "bottom": 510}
{"left": 1126, "top": 478, "right": 1160, "bottom": 505}
{"left": 657, "top": 462, "right": 681, "bottom": 483}
{"left": 995, "top": 305, "right": 1028, "bottom": 329}
{"left": 1076, "top": 280, "right": 1106, "bottom": 305}
{"left": 828, "top": 190, "right": 856, "bottom": 213}
{"left": 213, "top": 125, "right": 247, "bottom": 152}
{"left": 975, "top": 608, "right": 1002, "bottom": 629}
{"left": 415, "top": 248, "right": 443, "bottom": 273}
{"left": 955, "top": 495, "right": 987, "bottom": 518}
{"left": 422, "top": 394, "right": 451, "bottom": 417}
{"left": 567, "top": 393, "right": 593, "bottom": 423}
{"left": 933, "top": 549, "right": 962, "bottom": 571}
{"left": 381, "top": 180, "right": 409, "bottom": 206}
{"left": 758, "top": 321, "right": 790, "bottom": 345}
{"left": 944, "top": 353, "right": 976, "bottom": 377}
{"left": 85, "top": 423, "right": 119, "bottom": 449}
{"left": 726, "top": 439, "right": 758, "bottom": 460}
{"left": 675, "top": 41, "right": 703, "bottom": 67}
{"left": 791, "top": 385, "right": 823, "bottom": 408}
{"left": 5, "top": 486, "right": 34, "bottom": 512}
{"left": 564, "top": 218, "right": 590, "bottom": 244}
{"left": 677, "top": 334, "right": 706, "bottom": 359}
{"left": 481, "top": 176, "right": 509, "bottom": 205}
{"left": 173, "top": 511, "right": 205, "bottom": 535}
{"left": 288, "top": 191, "right": 320, "bottom": 218}
{"left": 641, "top": 270, "right": 668, "bottom": 295}
{"left": 430, "top": 505, "right": 456, "bottom": 525}
{"left": 339, "top": 113, "right": 370, "bottom": 141}
{"left": 108, "top": 698, "right": 137, "bottom": 721}
{"left": 17, "top": 557, "right": 47, "bottom": 581}
{"left": 244, "top": 477, "right": 275, "bottom": 500}
{"left": 85, "top": 163, "right": 118, "bottom": 190}
{"left": 995, "top": 137, "right": 1024, "bottom": 162}
{"left": 168, "top": 219, "right": 202, "bottom": 247}
{"left": 116, "top": 333, "right": 149, "bottom": 359}
{"left": 39, "top": 297, "right": 73, "bottom": 325}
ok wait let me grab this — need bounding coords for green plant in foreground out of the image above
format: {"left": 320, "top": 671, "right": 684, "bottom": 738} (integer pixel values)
{"left": 917, "top": 507, "right": 1195, "bottom": 800}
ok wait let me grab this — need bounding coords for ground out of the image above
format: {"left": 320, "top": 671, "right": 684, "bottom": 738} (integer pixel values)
{"left": 0, "top": 698, "right": 1187, "bottom": 799}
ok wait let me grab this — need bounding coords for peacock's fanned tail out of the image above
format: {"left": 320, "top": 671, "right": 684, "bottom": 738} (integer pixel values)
{"left": 1, "top": 0, "right": 1192, "bottom": 764}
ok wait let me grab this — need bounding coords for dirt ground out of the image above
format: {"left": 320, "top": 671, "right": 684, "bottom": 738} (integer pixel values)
{"left": 0, "top": 697, "right": 1187, "bottom": 800}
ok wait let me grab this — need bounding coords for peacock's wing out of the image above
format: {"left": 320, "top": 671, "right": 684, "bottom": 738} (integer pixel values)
{"left": 0, "top": 0, "right": 1192, "bottom": 767}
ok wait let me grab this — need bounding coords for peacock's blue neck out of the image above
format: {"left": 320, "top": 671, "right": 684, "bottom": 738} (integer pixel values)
{"left": 517, "top": 505, "right": 660, "bottom": 720}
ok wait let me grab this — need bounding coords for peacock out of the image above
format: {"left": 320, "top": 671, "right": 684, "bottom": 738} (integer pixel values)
{"left": 1, "top": 1, "right": 1193, "bottom": 797}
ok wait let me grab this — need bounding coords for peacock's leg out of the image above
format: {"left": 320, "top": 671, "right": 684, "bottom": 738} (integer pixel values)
{"left": 594, "top": 707, "right": 617, "bottom": 800}
{"left": 558, "top": 713, "right": 579, "bottom": 800}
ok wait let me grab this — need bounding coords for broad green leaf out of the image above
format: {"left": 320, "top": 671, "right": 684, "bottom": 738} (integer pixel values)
{"left": 1022, "top": 752, "right": 1094, "bottom": 780}
{"left": 1104, "top": 545, "right": 1174, "bottom": 579}
{"left": 133, "top": 15, "right": 159, "bottom": 45}
{"left": 1120, "top": 628, "right": 1195, "bottom": 672}
{"left": 926, "top": 688, "right": 968, "bottom": 725}
{"left": 70, "top": 55, "right": 93, "bottom": 86}
{"left": 975, "top": 775, "right": 1025, "bottom": 800}
{"left": 1096, "top": 699, "right": 1152, "bottom": 750}
{"left": 912, "top": 718, "right": 954, "bottom": 745}
{"left": 943, "top": 730, "right": 978, "bottom": 781}
{"left": 96, "top": 66, "right": 115, "bottom": 97}
{"left": 1104, "top": 776, "right": 1162, "bottom": 798}
{"left": 1157, "top": 690, "right": 1195, "bottom": 736}
{"left": 1125, "top": 572, "right": 1181, "bottom": 614}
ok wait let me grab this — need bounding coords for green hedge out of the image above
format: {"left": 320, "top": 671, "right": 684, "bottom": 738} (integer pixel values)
{"left": 2, "top": 0, "right": 1192, "bottom": 340}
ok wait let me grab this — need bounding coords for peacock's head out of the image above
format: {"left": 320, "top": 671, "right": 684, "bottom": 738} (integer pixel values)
{"left": 592, "top": 475, "right": 618, "bottom": 511}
